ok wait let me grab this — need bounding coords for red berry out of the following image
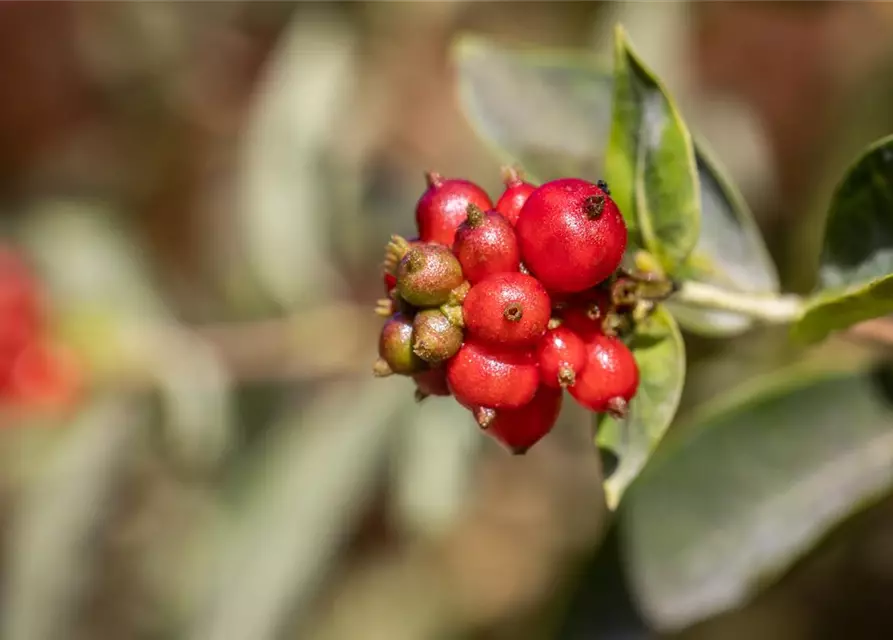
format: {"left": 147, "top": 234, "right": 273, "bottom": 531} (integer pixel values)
{"left": 516, "top": 178, "right": 627, "bottom": 293}
{"left": 412, "top": 368, "right": 451, "bottom": 402}
{"left": 452, "top": 204, "right": 520, "bottom": 284}
{"left": 495, "top": 167, "right": 536, "bottom": 226}
{"left": 568, "top": 334, "right": 639, "bottom": 417}
{"left": 559, "top": 288, "right": 611, "bottom": 340}
{"left": 462, "top": 272, "right": 550, "bottom": 347}
{"left": 486, "top": 385, "right": 563, "bottom": 454}
{"left": 4, "top": 342, "right": 82, "bottom": 410}
{"left": 383, "top": 272, "right": 397, "bottom": 294}
{"left": 446, "top": 340, "right": 538, "bottom": 410}
{"left": 416, "top": 172, "right": 493, "bottom": 247}
{"left": 537, "top": 326, "right": 586, "bottom": 388}
{"left": 0, "top": 249, "right": 41, "bottom": 365}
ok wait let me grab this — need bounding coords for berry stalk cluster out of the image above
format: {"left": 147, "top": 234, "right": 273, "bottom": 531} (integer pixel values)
{"left": 374, "top": 169, "right": 642, "bottom": 454}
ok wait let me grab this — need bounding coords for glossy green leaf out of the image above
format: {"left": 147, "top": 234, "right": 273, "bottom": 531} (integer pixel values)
{"left": 605, "top": 24, "right": 699, "bottom": 272}
{"left": 794, "top": 134, "right": 893, "bottom": 343}
{"left": 597, "top": 306, "right": 685, "bottom": 509}
{"left": 618, "top": 364, "right": 893, "bottom": 632}
{"left": 453, "top": 35, "right": 613, "bottom": 184}
{"left": 667, "top": 143, "right": 780, "bottom": 337}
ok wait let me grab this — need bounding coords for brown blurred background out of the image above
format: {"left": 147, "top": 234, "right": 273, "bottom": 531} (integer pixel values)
{"left": 3, "top": 2, "right": 893, "bottom": 640}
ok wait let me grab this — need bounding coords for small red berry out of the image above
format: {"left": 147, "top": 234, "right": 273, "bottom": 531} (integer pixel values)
{"left": 516, "top": 178, "right": 627, "bottom": 293}
{"left": 568, "top": 334, "right": 639, "bottom": 418}
{"left": 559, "top": 288, "right": 611, "bottom": 340}
{"left": 495, "top": 166, "right": 536, "bottom": 226}
{"left": 452, "top": 204, "right": 520, "bottom": 284}
{"left": 395, "top": 244, "right": 465, "bottom": 307}
{"left": 486, "top": 385, "right": 563, "bottom": 454}
{"left": 463, "top": 272, "right": 550, "bottom": 347}
{"left": 412, "top": 368, "right": 451, "bottom": 402}
{"left": 383, "top": 272, "right": 397, "bottom": 294}
{"left": 446, "top": 340, "right": 538, "bottom": 410}
{"left": 4, "top": 342, "right": 82, "bottom": 410}
{"left": 416, "top": 172, "right": 493, "bottom": 247}
{"left": 537, "top": 326, "right": 587, "bottom": 388}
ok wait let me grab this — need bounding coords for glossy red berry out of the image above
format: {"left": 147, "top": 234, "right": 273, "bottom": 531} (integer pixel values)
{"left": 412, "top": 368, "right": 451, "bottom": 402}
{"left": 452, "top": 204, "right": 520, "bottom": 284}
{"left": 537, "top": 326, "right": 587, "bottom": 388}
{"left": 568, "top": 334, "right": 639, "bottom": 418}
{"left": 495, "top": 166, "right": 536, "bottom": 226}
{"left": 486, "top": 385, "right": 563, "bottom": 454}
{"left": 463, "top": 272, "right": 550, "bottom": 347}
{"left": 559, "top": 288, "right": 611, "bottom": 341}
{"left": 516, "top": 178, "right": 627, "bottom": 293}
{"left": 446, "top": 340, "right": 538, "bottom": 410}
{"left": 416, "top": 172, "right": 493, "bottom": 247}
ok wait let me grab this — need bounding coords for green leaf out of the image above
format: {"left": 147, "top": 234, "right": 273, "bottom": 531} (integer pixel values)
{"left": 618, "top": 364, "right": 893, "bottom": 632}
{"left": 453, "top": 34, "right": 777, "bottom": 335}
{"left": 453, "top": 35, "right": 613, "bottom": 184}
{"left": 794, "top": 134, "right": 893, "bottom": 343}
{"left": 597, "top": 306, "right": 685, "bottom": 509}
{"left": 667, "top": 143, "right": 780, "bottom": 337}
{"left": 605, "top": 24, "right": 699, "bottom": 272}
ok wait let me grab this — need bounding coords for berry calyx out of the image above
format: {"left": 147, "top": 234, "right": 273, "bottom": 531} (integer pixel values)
{"left": 452, "top": 204, "right": 520, "bottom": 284}
{"left": 537, "top": 326, "right": 587, "bottom": 388}
{"left": 375, "top": 312, "right": 425, "bottom": 377}
{"left": 568, "top": 334, "right": 639, "bottom": 417}
{"left": 463, "top": 272, "right": 551, "bottom": 347}
{"left": 515, "top": 178, "right": 627, "bottom": 293}
{"left": 412, "top": 368, "right": 451, "bottom": 402}
{"left": 396, "top": 244, "right": 464, "bottom": 307}
{"left": 416, "top": 173, "right": 493, "bottom": 246}
{"left": 486, "top": 385, "right": 563, "bottom": 455}
{"left": 495, "top": 166, "right": 537, "bottom": 226}
{"left": 412, "top": 309, "right": 463, "bottom": 364}
{"left": 446, "top": 340, "right": 538, "bottom": 410}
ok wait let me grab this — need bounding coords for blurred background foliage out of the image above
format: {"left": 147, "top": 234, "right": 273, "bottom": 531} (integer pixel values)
{"left": 3, "top": 2, "right": 893, "bottom": 639}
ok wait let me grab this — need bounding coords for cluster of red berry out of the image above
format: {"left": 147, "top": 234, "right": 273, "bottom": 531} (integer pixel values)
{"left": 0, "top": 248, "right": 79, "bottom": 411}
{"left": 374, "top": 169, "right": 639, "bottom": 454}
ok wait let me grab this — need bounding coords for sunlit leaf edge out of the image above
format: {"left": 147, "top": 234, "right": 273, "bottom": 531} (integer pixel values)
{"left": 610, "top": 24, "right": 700, "bottom": 273}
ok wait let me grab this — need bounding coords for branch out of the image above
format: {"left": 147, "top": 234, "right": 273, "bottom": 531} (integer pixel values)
{"left": 671, "top": 281, "right": 804, "bottom": 324}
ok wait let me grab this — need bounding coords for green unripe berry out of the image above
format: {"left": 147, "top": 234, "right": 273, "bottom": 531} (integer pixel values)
{"left": 412, "top": 309, "right": 463, "bottom": 364}
{"left": 374, "top": 312, "right": 425, "bottom": 376}
{"left": 396, "top": 244, "right": 464, "bottom": 307}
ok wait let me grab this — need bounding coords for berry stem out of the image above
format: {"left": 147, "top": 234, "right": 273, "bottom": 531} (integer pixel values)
{"left": 425, "top": 171, "right": 444, "bottom": 188}
{"left": 464, "top": 203, "right": 486, "bottom": 228}
{"left": 672, "top": 281, "right": 804, "bottom": 324}
{"left": 475, "top": 407, "right": 496, "bottom": 429}
{"left": 606, "top": 397, "right": 628, "bottom": 420}
{"left": 501, "top": 165, "right": 523, "bottom": 186}
{"left": 383, "top": 235, "right": 410, "bottom": 275}
{"left": 511, "top": 445, "right": 530, "bottom": 456}
{"left": 374, "top": 298, "right": 394, "bottom": 317}
{"left": 440, "top": 303, "right": 465, "bottom": 328}
{"left": 557, "top": 366, "right": 576, "bottom": 388}
{"left": 372, "top": 358, "right": 393, "bottom": 378}
{"left": 584, "top": 194, "right": 605, "bottom": 219}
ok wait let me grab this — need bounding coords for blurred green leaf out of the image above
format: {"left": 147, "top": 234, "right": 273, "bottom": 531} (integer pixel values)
{"left": 667, "top": 144, "right": 780, "bottom": 337}
{"left": 20, "top": 201, "right": 233, "bottom": 471}
{"left": 2, "top": 397, "right": 146, "bottom": 640}
{"left": 794, "top": 135, "right": 893, "bottom": 343}
{"left": 186, "top": 376, "right": 415, "bottom": 640}
{"left": 239, "top": 15, "right": 351, "bottom": 309}
{"left": 597, "top": 306, "right": 685, "bottom": 510}
{"left": 618, "top": 364, "right": 893, "bottom": 632}
{"left": 605, "top": 24, "right": 699, "bottom": 272}
{"left": 454, "top": 35, "right": 613, "bottom": 184}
